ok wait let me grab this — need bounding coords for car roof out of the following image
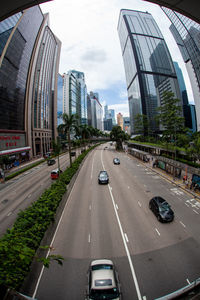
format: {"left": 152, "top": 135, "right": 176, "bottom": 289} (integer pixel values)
{"left": 99, "top": 170, "right": 107, "bottom": 174}
{"left": 51, "top": 168, "right": 59, "bottom": 173}
{"left": 90, "top": 260, "right": 116, "bottom": 290}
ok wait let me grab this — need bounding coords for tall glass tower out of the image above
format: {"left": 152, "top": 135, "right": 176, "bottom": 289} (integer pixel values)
{"left": 118, "top": 9, "right": 181, "bottom": 135}
{"left": 161, "top": 7, "right": 200, "bottom": 130}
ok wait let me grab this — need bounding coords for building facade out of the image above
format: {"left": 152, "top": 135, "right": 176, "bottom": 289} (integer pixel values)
{"left": 57, "top": 74, "right": 63, "bottom": 126}
{"left": 0, "top": 6, "right": 61, "bottom": 162}
{"left": 90, "top": 91, "right": 103, "bottom": 130}
{"left": 117, "top": 112, "right": 123, "bottom": 130}
{"left": 118, "top": 9, "right": 182, "bottom": 135}
{"left": 63, "top": 70, "right": 87, "bottom": 125}
{"left": 161, "top": 7, "right": 200, "bottom": 130}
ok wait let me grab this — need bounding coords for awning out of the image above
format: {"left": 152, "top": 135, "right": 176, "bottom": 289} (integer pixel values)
{"left": 0, "top": 146, "right": 31, "bottom": 156}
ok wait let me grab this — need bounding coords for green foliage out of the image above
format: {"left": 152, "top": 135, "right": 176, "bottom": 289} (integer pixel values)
{"left": 156, "top": 91, "right": 184, "bottom": 140}
{"left": 110, "top": 126, "right": 129, "bottom": 150}
{"left": 134, "top": 114, "right": 149, "bottom": 136}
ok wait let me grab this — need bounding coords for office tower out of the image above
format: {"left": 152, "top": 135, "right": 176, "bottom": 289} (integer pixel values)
{"left": 63, "top": 70, "right": 87, "bottom": 125}
{"left": 123, "top": 117, "right": 130, "bottom": 133}
{"left": 89, "top": 92, "right": 103, "bottom": 130}
{"left": 87, "top": 94, "right": 92, "bottom": 126}
{"left": 108, "top": 109, "right": 116, "bottom": 125}
{"left": 104, "top": 105, "right": 109, "bottom": 120}
{"left": 118, "top": 9, "right": 182, "bottom": 135}
{"left": 117, "top": 113, "right": 123, "bottom": 130}
{"left": 0, "top": 6, "right": 61, "bottom": 160}
{"left": 57, "top": 74, "right": 64, "bottom": 126}
{"left": 161, "top": 7, "right": 200, "bottom": 130}
{"left": 173, "top": 62, "right": 196, "bottom": 131}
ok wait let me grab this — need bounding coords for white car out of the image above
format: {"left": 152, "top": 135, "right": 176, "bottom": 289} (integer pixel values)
{"left": 85, "top": 259, "right": 121, "bottom": 300}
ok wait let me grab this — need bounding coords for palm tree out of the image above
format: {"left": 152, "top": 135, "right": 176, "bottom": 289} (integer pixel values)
{"left": 57, "top": 113, "right": 78, "bottom": 167}
{"left": 79, "top": 124, "right": 90, "bottom": 150}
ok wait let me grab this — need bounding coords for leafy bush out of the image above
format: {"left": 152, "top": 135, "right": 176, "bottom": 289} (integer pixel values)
{"left": 0, "top": 143, "right": 100, "bottom": 290}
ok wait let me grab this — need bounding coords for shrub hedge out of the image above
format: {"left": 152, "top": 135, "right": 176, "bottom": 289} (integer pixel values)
{"left": 0, "top": 144, "right": 100, "bottom": 290}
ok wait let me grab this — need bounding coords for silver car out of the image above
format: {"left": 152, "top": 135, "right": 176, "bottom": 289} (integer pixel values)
{"left": 85, "top": 259, "right": 121, "bottom": 300}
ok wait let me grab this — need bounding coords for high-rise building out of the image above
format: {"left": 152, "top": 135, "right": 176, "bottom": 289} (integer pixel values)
{"left": 118, "top": 9, "right": 182, "bottom": 135}
{"left": 123, "top": 117, "right": 130, "bottom": 133}
{"left": 173, "top": 62, "right": 196, "bottom": 131}
{"left": 0, "top": 7, "right": 61, "bottom": 159}
{"left": 161, "top": 7, "right": 200, "bottom": 130}
{"left": 117, "top": 112, "right": 123, "bottom": 130}
{"left": 104, "top": 105, "right": 109, "bottom": 120}
{"left": 63, "top": 70, "right": 87, "bottom": 125}
{"left": 89, "top": 92, "right": 103, "bottom": 130}
{"left": 57, "top": 74, "right": 63, "bottom": 126}
{"left": 107, "top": 109, "right": 116, "bottom": 125}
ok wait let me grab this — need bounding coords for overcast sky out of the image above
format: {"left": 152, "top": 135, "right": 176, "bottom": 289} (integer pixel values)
{"left": 41, "top": 0, "right": 194, "bottom": 118}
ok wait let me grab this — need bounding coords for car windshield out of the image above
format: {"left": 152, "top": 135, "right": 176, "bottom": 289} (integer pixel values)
{"left": 90, "top": 288, "right": 119, "bottom": 299}
{"left": 100, "top": 172, "right": 107, "bottom": 177}
{"left": 159, "top": 202, "right": 170, "bottom": 212}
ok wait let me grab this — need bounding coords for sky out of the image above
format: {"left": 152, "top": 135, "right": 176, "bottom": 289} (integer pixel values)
{"left": 40, "top": 0, "right": 194, "bottom": 119}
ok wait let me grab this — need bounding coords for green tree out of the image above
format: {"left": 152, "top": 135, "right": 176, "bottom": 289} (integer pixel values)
{"left": 187, "top": 136, "right": 200, "bottom": 162}
{"left": 110, "top": 125, "right": 128, "bottom": 150}
{"left": 57, "top": 113, "right": 78, "bottom": 167}
{"left": 157, "top": 91, "right": 184, "bottom": 142}
{"left": 134, "top": 113, "right": 149, "bottom": 136}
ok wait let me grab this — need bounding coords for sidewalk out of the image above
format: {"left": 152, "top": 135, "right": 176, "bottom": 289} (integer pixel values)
{"left": 4, "top": 156, "right": 45, "bottom": 176}
{"left": 145, "top": 158, "right": 200, "bottom": 201}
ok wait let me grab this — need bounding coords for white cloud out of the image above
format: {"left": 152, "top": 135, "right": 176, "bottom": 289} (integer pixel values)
{"left": 40, "top": 0, "right": 194, "bottom": 107}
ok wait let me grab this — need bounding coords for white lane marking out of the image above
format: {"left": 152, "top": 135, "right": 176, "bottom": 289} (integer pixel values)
{"left": 28, "top": 194, "right": 32, "bottom": 198}
{"left": 91, "top": 156, "right": 94, "bottom": 180}
{"left": 124, "top": 233, "right": 129, "bottom": 243}
{"left": 101, "top": 149, "right": 105, "bottom": 170}
{"left": 7, "top": 211, "right": 12, "bottom": 216}
{"left": 88, "top": 234, "right": 91, "bottom": 243}
{"left": 32, "top": 174, "right": 79, "bottom": 298}
{"left": 143, "top": 296, "right": 147, "bottom": 300}
{"left": 138, "top": 201, "right": 142, "bottom": 207}
{"left": 186, "top": 278, "right": 190, "bottom": 284}
{"left": 108, "top": 185, "right": 142, "bottom": 300}
{"left": 89, "top": 205, "right": 91, "bottom": 211}
{"left": 155, "top": 228, "right": 160, "bottom": 236}
{"left": 128, "top": 186, "right": 130, "bottom": 189}
{"left": 193, "top": 209, "right": 199, "bottom": 215}
{"left": 180, "top": 221, "right": 186, "bottom": 228}
{"left": 185, "top": 203, "right": 189, "bottom": 207}
{"left": 116, "top": 204, "right": 119, "bottom": 210}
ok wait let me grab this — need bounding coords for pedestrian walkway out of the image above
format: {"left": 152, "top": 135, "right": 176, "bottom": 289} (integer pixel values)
{"left": 128, "top": 152, "right": 200, "bottom": 201}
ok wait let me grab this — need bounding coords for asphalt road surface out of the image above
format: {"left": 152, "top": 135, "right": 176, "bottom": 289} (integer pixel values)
{"left": 25, "top": 144, "right": 200, "bottom": 299}
{"left": 0, "top": 150, "right": 79, "bottom": 236}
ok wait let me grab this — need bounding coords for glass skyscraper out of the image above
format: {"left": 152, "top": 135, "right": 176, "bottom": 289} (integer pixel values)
{"left": 63, "top": 70, "right": 87, "bottom": 125}
{"left": 161, "top": 7, "right": 200, "bottom": 130}
{"left": 0, "top": 7, "right": 61, "bottom": 159}
{"left": 118, "top": 9, "right": 181, "bottom": 135}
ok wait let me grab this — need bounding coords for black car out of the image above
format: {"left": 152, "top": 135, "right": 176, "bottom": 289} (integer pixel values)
{"left": 113, "top": 158, "right": 120, "bottom": 165}
{"left": 98, "top": 171, "right": 109, "bottom": 184}
{"left": 47, "top": 159, "right": 56, "bottom": 166}
{"left": 149, "top": 196, "right": 174, "bottom": 222}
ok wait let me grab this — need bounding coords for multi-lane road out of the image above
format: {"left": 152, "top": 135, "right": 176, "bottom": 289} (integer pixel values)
{"left": 22, "top": 143, "right": 200, "bottom": 300}
{"left": 1, "top": 143, "right": 200, "bottom": 299}
{"left": 0, "top": 150, "right": 79, "bottom": 236}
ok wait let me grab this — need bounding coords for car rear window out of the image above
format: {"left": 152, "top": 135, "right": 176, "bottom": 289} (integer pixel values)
{"left": 92, "top": 264, "right": 113, "bottom": 271}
